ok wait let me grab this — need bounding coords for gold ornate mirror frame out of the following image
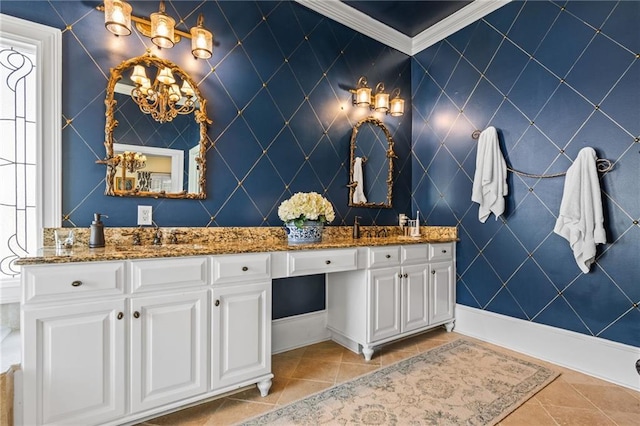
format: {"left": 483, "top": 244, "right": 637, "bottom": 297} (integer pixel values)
{"left": 99, "top": 52, "right": 211, "bottom": 199}
{"left": 347, "top": 116, "right": 396, "bottom": 208}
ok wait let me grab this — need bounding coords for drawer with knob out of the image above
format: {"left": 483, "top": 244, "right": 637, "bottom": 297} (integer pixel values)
{"left": 131, "top": 257, "right": 208, "bottom": 292}
{"left": 211, "top": 253, "right": 271, "bottom": 285}
{"left": 368, "top": 246, "right": 400, "bottom": 268}
{"left": 428, "top": 242, "right": 453, "bottom": 261}
{"left": 287, "top": 248, "right": 357, "bottom": 276}
{"left": 23, "top": 261, "right": 125, "bottom": 303}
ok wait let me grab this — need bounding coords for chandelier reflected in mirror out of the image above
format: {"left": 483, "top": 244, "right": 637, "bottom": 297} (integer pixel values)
{"left": 130, "top": 64, "right": 196, "bottom": 123}
{"left": 117, "top": 151, "right": 147, "bottom": 173}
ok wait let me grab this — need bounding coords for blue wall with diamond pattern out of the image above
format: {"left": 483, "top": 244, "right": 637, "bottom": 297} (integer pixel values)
{"left": 412, "top": 0, "right": 639, "bottom": 347}
{"left": 0, "top": 0, "right": 412, "bottom": 228}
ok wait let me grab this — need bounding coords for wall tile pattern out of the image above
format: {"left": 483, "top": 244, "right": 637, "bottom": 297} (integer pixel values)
{"left": 411, "top": 0, "right": 639, "bottom": 347}
{"left": 0, "top": 0, "right": 412, "bottom": 229}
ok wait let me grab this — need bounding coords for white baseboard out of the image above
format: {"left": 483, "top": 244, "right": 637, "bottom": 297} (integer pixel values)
{"left": 455, "top": 305, "right": 640, "bottom": 391}
{"left": 272, "top": 310, "right": 331, "bottom": 354}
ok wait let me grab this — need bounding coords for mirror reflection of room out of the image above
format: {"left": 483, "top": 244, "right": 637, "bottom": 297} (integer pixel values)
{"left": 348, "top": 116, "right": 395, "bottom": 208}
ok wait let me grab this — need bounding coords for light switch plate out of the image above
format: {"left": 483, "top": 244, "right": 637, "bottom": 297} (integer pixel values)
{"left": 137, "top": 205, "right": 152, "bottom": 226}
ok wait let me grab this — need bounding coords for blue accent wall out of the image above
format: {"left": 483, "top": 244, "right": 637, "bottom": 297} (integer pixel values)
{"left": 0, "top": 0, "right": 412, "bottom": 229}
{"left": 412, "top": 0, "right": 639, "bottom": 347}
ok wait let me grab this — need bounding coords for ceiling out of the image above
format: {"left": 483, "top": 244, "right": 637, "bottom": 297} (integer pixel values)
{"left": 296, "top": 0, "right": 509, "bottom": 55}
{"left": 343, "top": 1, "right": 472, "bottom": 38}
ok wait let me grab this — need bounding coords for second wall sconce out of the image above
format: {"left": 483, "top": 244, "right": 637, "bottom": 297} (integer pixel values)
{"left": 101, "top": 0, "right": 214, "bottom": 59}
{"left": 350, "top": 76, "right": 404, "bottom": 117}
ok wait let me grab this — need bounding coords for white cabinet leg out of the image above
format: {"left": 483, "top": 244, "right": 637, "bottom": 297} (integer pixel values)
{"left": 445, "top": 321, "right": 455, "bottom": 332}
{"left": 362, "top": 346, "right": 374, "bottom": 361}
{"left": 257, "top": 378, "right": 272, "bottom": 397}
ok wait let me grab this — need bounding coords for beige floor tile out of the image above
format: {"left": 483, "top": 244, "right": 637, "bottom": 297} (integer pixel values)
{"left": 271, "top": 355, "right": 300, "bottom": 379}
{"left": 544, "top": 405, "right": 616, "bottom": 425}
{"left": 301, "top": 344, "right": 344, "bottom": 362}
{"left": 290, "top": 357, "right": 340, "bottom": 382}
{"left": 602, "top": 409, "right": 640, "bottom": 425}
{"left": 335, "top": 362, "right": 380, "bottom": 383}
{"left": 274, "top": 347, "right": 306, "bottom": 359}
{"left": 203, "top": 398, "right": 273, "bottom": 426}
{"left": 275, "top": 378, "right": 333, "bottom": 405}
{"left": 142, "top": 398, "right": 225, "bottom": 426}
{"left": 499, "top": 398, "right": 556, "bottom": 425}
{"left": 535, "top": 378, "right": 595, "bottom": 409}
{"left": 572, "top": 383, "right": 640, "bottom": 414}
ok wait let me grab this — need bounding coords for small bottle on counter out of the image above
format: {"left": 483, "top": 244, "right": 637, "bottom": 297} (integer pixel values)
{"left": 353, "top": 216, "right": 361, "bottom": 239}
{"left": 89, "top": 213, "right": 107, "bottom": 248}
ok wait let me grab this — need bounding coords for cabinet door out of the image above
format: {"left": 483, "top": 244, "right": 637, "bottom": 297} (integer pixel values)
{"left": 429, "top": 261, "right": 455, "bottom": 324}
{"left": 22, "top": 300, "right": 126, "bottom": 426}
{"left": 367, "top": 267, "right": 401, "bottom": 342}
{"left": 401, "top": 264, "right": 429, "bottom": 333}
{"left": 130, "top": 290, "right": 208, "bottom": 413}
{"left": 212, "top": 281, "right": 271, "bottom": 390}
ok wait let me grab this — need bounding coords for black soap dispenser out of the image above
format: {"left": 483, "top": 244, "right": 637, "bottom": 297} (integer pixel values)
{"left": 353, "top": 216, "right": 361, "bottom": 239}
{"left": 89, "top": 213, "right": 107, "bottom": 248}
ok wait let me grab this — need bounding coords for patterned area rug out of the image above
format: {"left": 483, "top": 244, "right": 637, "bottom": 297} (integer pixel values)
{"left": 242, "top": 339, "right": 559, "bottom": 425}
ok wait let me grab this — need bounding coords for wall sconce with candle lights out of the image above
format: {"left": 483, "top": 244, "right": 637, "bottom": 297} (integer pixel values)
{"left": 350, "top": 76, "right": 404, "bottom": 117}
{"left": 100, "top": 0, "right": 214, "bottom": 59}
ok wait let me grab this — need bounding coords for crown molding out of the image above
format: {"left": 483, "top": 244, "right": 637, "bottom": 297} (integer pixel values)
{"left": 412, "top": 0, "right": 512, "bottom": 55}
{"left": 294, "top": 0, "right": 413, "bottom": 55}
{"left": 294, "top": 0, "right": 511, "bottom": 57}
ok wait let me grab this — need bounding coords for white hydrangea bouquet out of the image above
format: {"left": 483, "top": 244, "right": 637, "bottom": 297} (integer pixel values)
{"left": 278, "top": 192, "right": 335, "bottom": 229}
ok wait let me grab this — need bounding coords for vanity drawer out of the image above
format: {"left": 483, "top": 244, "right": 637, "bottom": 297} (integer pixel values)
{"left": 287, "top": 248, "right": 358, "bottom": 276}
{"left": 211, "top": 253, "right": 271, "bottom": 285}
{"left": 429, "top": 242, "right": 453, "bottom": 261}
{"left": 401, "top": 245, "right": 429, "bottom": 264}
{"left": 368, "top": 246, "right": 400, "bottom": 268}
{"left": 130, "top": 256, "right": 208, "bottom": 293}
{"left": 23, "top": 261, "right": 125, "bottom": 303}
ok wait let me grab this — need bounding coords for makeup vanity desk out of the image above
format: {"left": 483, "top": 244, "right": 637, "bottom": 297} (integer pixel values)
{"left": 16, "top": 227, "right": 456, "bottom": 426}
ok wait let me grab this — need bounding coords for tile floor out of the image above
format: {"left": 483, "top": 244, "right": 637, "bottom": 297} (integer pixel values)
{"left": 140, "top": 330, "right": 640, "bottom": 425}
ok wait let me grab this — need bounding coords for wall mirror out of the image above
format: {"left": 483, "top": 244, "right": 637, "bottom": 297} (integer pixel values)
{"left": 100, "top": 52, "right": 211, "bottom": 198}
{"left": 348, "top": 116, "right": 396, "bottom": 208}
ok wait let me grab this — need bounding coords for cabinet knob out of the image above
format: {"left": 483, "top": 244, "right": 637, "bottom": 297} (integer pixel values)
{"left": 242, "top": 266, "right": 248, "bottom": 271}
{"left": 325, "top": 260, "right": 331, "bottom": 265}
{"left": 215, "top": 300, "right": 220, "bottom": 307}
{"left": 403, "top": 273, "right": 408, "bottom": 278}
{"left": 385, "top": 254, "right": 391, "bottom": 259}
{"left": 117, "top": 312, "right": 124, "bottom": 320}
{"left": 432, "top": 270, "right": 436, "bottom": 275}
{"left": 398, "top": 273, "right": 403, "bottom": 278}
{"left": 71, "top": 280, "right": 82, "bottom": 287}
{"left": 442, "top": 249, "right": 447, "bottom": 253}
{"left": 133, "top": 311, "right": 140, "bottom": 318}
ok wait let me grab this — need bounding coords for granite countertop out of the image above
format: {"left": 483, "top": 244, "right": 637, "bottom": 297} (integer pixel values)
{"left": 17, "top": 226, "right": 458, "bottom": 265}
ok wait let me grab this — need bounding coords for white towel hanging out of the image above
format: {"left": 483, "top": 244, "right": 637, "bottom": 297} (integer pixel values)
{"left": 471, "top": 126, "right": 508, "bottom": 223}
{"left": 352, "top": 157, "right": 367, "bottom": 204}
{"left": 553, "top": 147, "right": 606, "bottom": 273}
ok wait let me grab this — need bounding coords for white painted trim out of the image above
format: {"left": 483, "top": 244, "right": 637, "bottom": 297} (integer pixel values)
{"left": 294, "top": 0, "right": 412, "bottom": 55}
{"left": 411, "top": 0, "right": 512, "bottom": 54}
{"left": 271, "top": 310, "right": 330, "bottom": 354}
{"left": 294, "top": 0, "right": 511, "bottom": 56}
{"left": 455, "top": 305, "right": 640, "bottom": 391}
{"left": 0, "top": 14, "right": 62, "bottom": 229}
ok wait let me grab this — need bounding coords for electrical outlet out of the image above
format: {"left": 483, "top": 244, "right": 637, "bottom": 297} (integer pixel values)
{"left": 137, "top": 205, "right": 152, "bottom": 226}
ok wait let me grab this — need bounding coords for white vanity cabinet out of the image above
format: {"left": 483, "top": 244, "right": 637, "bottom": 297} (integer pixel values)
{"left": 21, "top": 262, "right": 127, "bottom": 426}
{"left": 327, "top": 243, "right": 455, "bottom": 360}
{"left": 20, "top": 254, "right": 272, "bottom": 426}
